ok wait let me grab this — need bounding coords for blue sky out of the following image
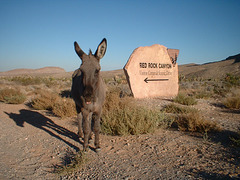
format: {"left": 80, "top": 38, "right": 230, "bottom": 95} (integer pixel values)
{"left": 0, "top": 0, "right": 239, "bottom": 72}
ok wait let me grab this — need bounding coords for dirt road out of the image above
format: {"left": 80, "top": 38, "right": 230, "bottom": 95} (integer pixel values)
{"left": 0, "top": 99, "right": 239, "bottom": 179}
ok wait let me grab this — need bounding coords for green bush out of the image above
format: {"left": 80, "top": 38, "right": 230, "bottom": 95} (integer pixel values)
{"left": 0, "top": 88, "right": 26, "bottom": 104}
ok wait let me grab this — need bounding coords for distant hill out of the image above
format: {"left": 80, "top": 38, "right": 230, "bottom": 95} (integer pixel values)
{"left": 179, "top": 53, "right": 240, "bottom": 79}
{"left": 0, "top": 67, "right": 66, "bottom": 76}
{"left": 1, "top": 53, "right": 239, "bottom": 80}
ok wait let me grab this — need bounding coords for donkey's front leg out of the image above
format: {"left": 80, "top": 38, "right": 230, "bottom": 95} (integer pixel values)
{"left": 82, "top": 110, "right": 91, "bottom": 151}
{"left": 93, "top": 111, "right": 101, "bottom": 152}
{"left": 77, "top": 112, "right": 83, "bottom": 139}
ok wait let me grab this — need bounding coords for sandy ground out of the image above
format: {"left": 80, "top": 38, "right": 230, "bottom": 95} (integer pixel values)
{"left": 0, "top": 98, "right": 240, "bottom": 179}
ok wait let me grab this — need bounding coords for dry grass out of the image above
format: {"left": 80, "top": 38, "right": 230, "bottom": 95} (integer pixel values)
{"left": 163, "top": 103, "right": 221, "bottom": 133}
{"left": 31, "top": 90, "right": 76, "bottom": 117}
{"left": 223, "top": 97, "right": 240, "bottom": 109}
{"left": 101, "top": 88, "right": 170, "bottom": 136}
{"left": 176, "top": 111, "right": 220, "bottom": 133}
{"left": 0, "top": 88, "right": 26, "bottom": 104}
{"left": 54, "top": 150, "right": 88, "bottom": 175}
{"left": 7, "top": 76, "right": 42, "bottom": 86}
{"left": 163, "top": 103, "right": 198, "bottom": 114}
{"left": 193, "top": 90, "right": 213, "bottom": 99}
{"left": 173, "top": 93, "right": 197, "bottom": 105}
{"left": 223, "top": 89, "right": 240, "bottom": 110}
{"left": 52, "top": 97, "right": 76, "bottom": 118}
{"left": 230, "top": 131, "right": 240, "bottom": 147}
{"left": 2, "top": 76, "right": 72, "bottom": 89}
{"left": 31, "top": 90, "right": 58, "bottom": 110}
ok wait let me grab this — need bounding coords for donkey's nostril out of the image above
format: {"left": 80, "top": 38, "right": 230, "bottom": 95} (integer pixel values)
{"left": 84, "top": 94, "right": 92, "bottom": 102}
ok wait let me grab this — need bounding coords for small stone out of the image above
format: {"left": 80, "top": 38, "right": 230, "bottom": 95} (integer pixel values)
{"left": 95, "top": 148, "right": 101, "bottom": 153}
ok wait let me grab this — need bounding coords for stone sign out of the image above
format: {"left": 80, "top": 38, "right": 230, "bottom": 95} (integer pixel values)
{"left": 123, "top": 44, "right": 179, "bottom": 98}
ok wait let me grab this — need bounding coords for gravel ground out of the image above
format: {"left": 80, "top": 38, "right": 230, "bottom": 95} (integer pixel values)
{"left": 0, "top": 98, "right": 240, "bottom": 179}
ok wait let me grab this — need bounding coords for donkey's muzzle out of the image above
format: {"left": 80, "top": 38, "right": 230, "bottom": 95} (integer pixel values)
{"left": 83, "top": 86, "right": 93, "bottom": 103}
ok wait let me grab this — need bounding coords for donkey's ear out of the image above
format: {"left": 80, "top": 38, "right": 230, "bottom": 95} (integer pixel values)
{"left": 94, "top": 38, "right": 107, "bottom": 60}
{"left": 74, "top": 41, "right": 86, "bottom": 60}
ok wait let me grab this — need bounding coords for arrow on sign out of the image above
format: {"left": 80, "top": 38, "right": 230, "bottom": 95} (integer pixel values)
{"left": 144, "top": 77, "right": 169, "bottom": 83}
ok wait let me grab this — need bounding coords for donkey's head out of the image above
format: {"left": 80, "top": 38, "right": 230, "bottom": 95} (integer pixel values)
{"left": 74, "top": 38, "right": 107, "bottom": 104}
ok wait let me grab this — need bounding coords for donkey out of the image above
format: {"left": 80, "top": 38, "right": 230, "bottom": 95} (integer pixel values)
{"left": 71, "top": 38, "right": 107, "bottom": 152}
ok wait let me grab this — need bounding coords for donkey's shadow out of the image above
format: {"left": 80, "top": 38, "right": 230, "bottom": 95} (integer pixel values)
{"left": 5, "top": 109, "right": 81, "bottom": 151}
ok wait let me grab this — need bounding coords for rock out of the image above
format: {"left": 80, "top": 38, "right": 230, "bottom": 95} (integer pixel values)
{"left": 124, "top": 44, "right": 179, "bottom": 98}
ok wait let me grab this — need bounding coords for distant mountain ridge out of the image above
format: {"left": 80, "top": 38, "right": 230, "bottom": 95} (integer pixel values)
{"left": 226, "top": 53, "right": 240, "bottom": 63}
{"left": 179, "top": 53, "right": 240, "bottom": 79}
{"left": 0, "top": 53, "right": 239, "bottom": 79}
{"left": 0, "top": 67, "right": 66, "bottom": 76}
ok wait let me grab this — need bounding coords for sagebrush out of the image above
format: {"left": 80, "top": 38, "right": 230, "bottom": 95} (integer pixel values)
{"left": 31, "top": 90, "right": 76, "bottom": 117}
{"left": 0, "top": 88, "right": 26, "bottom": 104}
{"left": 223, "top": 90, "right": 240, "bottom": 109}
{"left": 163, "top": 103, "right": 220, "bottom": 133}
{"left": 101, "top": 88, "right": 171, "bottom": 136}
{"left": 173, "top": 93, "right": 197, "bottom": 105}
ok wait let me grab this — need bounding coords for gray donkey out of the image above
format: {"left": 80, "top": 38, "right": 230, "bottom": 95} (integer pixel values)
{"left": 71, "top": 38, "right": 107, "bottom": 152}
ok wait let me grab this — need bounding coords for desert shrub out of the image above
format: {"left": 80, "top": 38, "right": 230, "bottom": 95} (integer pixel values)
{"left": 223, "top": 90, "right": 240, "bottom": 109}
{"left": 52, "top": 98, "right": 76, "bottom": 118}
{"left": 163, "top": 103, "right": 220, "bottom": 133}
{"left": 193, "top": 90, "right": 213, "bottom": 99}
{"left": 31, "top": 90, "right": 76, "bottom": 117}
{"left": 6, "top": 76, "right": 69, "bottom": 88}
{"left": 0, "top": 88, "right": 26, "bottom": 104}
{"left": 54, "top": 150, "right": 88, "bottom": 175}
{"left": 41, "top": 77, "right": 58, "bottom": 87}
{"left": 163, "top": 103, "right": 198, "bottom": 114}
{"left": 224, "top": 73, "right": 240, "bottom": 86}
{"left": 9, "top": 76, "right": 42, "bottom": 85}
{"left": 173, "top": 93, "right": 197, "bottom": 105}
{"left": 176, "top": 111, "right": 220, "bottom": 133}
{"left": 101, "top": 89, "right": 170, "bottom": 136}
{"left": 230, "top": 131, "right": 240, "bottom": 147}
{"left": 213, "top": 83, "right": 231, "bottom": 97}
{"left": 223, "top": 97, "right": 240, "bottom": 109}
{"left": 31, "top": 90, "right": 58, "bottom": 110}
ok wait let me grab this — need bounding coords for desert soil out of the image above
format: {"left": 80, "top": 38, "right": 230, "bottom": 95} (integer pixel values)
{"left": 0, "top": 98, "right": 240, "bottom": 179}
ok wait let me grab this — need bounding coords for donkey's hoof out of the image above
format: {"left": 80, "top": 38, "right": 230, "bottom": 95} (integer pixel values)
{"left": 78, "top": 131, "right": 83, "bottom": 138}
{"left": 95, "top": 148, "right": 101, "bottom": 153}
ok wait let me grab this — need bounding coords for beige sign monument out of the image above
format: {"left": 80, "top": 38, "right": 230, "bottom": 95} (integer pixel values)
{"left": 124, "top": 44, "right": 179, "bottom": 98}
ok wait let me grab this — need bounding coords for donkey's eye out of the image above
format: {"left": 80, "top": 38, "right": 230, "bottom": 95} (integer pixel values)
{"left": 95, "top": 69, "right": 99, "bottom": 74}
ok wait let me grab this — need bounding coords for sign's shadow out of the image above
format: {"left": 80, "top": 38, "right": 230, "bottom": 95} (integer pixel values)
{"left": 5, "top": 109, "right": 81, "bottom": 152}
